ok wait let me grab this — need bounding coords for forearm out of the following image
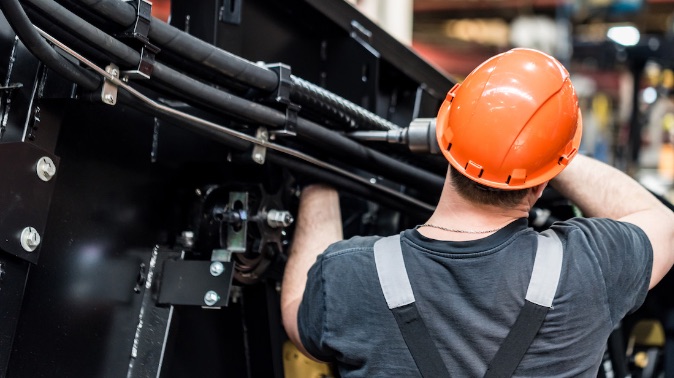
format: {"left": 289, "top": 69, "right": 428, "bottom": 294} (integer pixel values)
{"left": 550, "top": 154, "right": 664, "bottom": 219}
{"left": 281, "top": 184, "right": 342, "bottom": 356}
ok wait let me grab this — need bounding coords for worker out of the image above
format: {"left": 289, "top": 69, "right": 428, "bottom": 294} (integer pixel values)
{"left": 280, "top": 48, "right": 674, "bottom": 376}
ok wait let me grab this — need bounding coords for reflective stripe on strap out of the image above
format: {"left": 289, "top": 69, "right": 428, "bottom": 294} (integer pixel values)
{"left": 374, "top": 229, "right": 563, "bottom": 309}
{"left": 525, "top": 229, "right": 564, "bottom": 308}
{"left": 373, "top": 234, "right": 414, "bottom": 309}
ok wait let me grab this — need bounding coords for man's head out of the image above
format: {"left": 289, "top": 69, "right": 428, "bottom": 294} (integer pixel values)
{"left": 435, "top": 48, "right": 582, "bottom": 193}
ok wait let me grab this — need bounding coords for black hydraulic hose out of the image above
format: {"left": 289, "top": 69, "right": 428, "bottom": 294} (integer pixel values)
{"left": 24, "top": 8, "right": 118, "bottom": 68}
{"left": 70, "top": 0, "right": 279, "bottom": 92}
{"left": 0, "top": 0, "right": 99, "bottom": 91}
{"left": 291, "top": 76, "right": 400, "bottom": 131}
{"left": 115, "top": 90, "right": 432, "bottom": 217}
{"left": 25, "top": 0, "right": 283, "bottom": 126}
{"left": 24, "top": 0, "right": 446, "bottom": 193}
{"left": 266, "top": 151, "right": 432, "bottom": 219}
{"left": 69, "top": 0, "right": 402, "bottom": 132}
{"left": 295, "top": 118, "right": 445, "bottom": 190}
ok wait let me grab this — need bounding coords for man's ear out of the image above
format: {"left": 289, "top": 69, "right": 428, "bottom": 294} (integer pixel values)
{"left": 531, "top": 182, "right": 548, "bottom": 199}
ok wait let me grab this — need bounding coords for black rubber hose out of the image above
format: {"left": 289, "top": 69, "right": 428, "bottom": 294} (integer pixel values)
{"left": 71, "top": 0, "right": 279, "bottom": 91}
{"left": 24, "top": 0, "right": 284, "bottom": 126}
{"left": 25, "top": 0, "right": 444, "bottom": 192}
{"left": 266, "top": 151, "right": 432, "bottom": 219}
{"left": 295, "top": 118, "right": 445, "bottom": 190}
{"left": 69, "top": 0, "right": 402, "bottom": 132}
{"left": 27, "top": 0, "right": 444, "bottom": 191}
{"left": 0, "top": 0, "right": 100, "bottom": 90}
{"left": 291, "top": 76, "right": 400, "bottom": 131}
{"left": 116, "top": 89, "right": 432, "bottom": 218}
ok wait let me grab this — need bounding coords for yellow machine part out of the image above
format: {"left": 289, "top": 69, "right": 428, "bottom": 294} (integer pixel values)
{"left": 283, "top": 340, "right": 335, "bottom": 378}
{"left": 630, "top": 319, "right": 666, "bottom": 347}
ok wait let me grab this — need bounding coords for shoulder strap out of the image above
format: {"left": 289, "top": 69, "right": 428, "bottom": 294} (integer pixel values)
{"left": 374, "top": 229, "right": 564, "bottom": 378}
{"left": 484, "top": 229, "right": 564, "bottom": 378}
{"left": 374, "top": 234, "right": 450, "bottom": 377}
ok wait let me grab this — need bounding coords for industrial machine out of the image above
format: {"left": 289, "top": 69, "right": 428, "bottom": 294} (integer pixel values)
{"left": 0, "top": 0, "right": 670, "bottom": 377}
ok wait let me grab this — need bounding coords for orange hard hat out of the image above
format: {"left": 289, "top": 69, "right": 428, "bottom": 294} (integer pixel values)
{"left": 436, "top": 48, "right": 582, "bottom": 190}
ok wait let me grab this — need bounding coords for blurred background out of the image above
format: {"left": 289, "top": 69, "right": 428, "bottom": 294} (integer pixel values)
{"left": 345, "top": 0, "right": 674, "bottom": 203}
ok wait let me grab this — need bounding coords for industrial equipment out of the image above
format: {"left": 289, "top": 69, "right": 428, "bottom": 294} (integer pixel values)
{"left": 0, "top": 0, "right": 670, "bottom": 377}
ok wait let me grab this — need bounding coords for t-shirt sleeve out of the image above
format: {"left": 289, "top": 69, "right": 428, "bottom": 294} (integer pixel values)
{"left": 297, "top": 253, "right": 333, "bottom": 362}
{"left": 560, "top": 218, "right": 653, "bottom": 326}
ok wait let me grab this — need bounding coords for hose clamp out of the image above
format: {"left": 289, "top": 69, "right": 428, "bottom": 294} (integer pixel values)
{"left": 117, "top": 0, "right": 160, "bottom": 80}
{"left": 266, "top": 63, "right": 300, "bottom": 136}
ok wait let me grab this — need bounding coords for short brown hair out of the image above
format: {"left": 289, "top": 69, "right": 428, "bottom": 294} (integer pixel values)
{"left": 449, "top": 165, "right": 529, "bottom": 207}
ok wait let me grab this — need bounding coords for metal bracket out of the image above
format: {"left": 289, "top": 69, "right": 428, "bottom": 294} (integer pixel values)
{"left": 0, "top": 143, "right": 59, "bottom": 264}
{"left": 157, "top": 259, "right": 235, "bottom": 307}
{"left": 266, "top": 63, "right": 300, "bottom": 136}
{"left": 212, "top": 191, "right": 249, "bottom": 261}
{"left": 117, "top": 0, "right": 160, "bottom": 80}
{"left": 219, "top": 0, "right": 242, "bottom": 25}
{"left": 102, "top": 64, "right": 120, "bottom": 105}
{"left": 251, "top": 128, "right": 268, "bottom": 165}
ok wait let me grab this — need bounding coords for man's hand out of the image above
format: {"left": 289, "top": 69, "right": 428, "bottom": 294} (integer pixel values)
{"left": 281, "top": 184, "right": 342, "bottom": 359}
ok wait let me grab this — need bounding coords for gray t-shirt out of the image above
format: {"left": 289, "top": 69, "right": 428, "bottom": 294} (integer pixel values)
{"left": 298, "top": 217, "right": 653, "bottom": 377}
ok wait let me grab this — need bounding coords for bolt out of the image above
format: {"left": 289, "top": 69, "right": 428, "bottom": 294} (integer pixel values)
{"left": 104, "top": 94, "right": 114, "bottom": 104}
{"left": 111, "top": 68, "right": 119, "bottom": 78}
{"left": 36, "top": 156, "right": 56, "bottom": 182}
{"left": 20, "top": 227, "right": 41, "bottom": 252}
{"left": 180, "top": 231, "right": 194, "bottom": 249}
{"left": 204, "top": 290, "right": 220, "bottom": 306}
{"left": 267, "top": 210, "right": 294, "bottom": 228}
{"left": 210, "top": 261, "right": 225, "bottom": 276}
{"left": 253, "top": 152, "right": 263, "bottom": 163}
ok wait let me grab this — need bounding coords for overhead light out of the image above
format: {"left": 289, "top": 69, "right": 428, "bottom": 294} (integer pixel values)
{"left": 607, "top": 25, "right": 640, "bottom": 46}
{"left": 642, "top": 87, "right": 657, "bottom": 104}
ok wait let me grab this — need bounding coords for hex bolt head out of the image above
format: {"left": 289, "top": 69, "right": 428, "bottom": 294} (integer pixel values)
{"left": 104, "top": 94, "right": 115, "bottom": 104}
{"left": 204, "top": 290, "right": 220, "bottom": 306}
{"left": 36, "top": 157, "right": 56, "bottom": 182}
{"left": 20, "top": 227, "right": 41, "bottom": 252}
{"left": 210, "top": 261, "right": 225, "bottom": 276}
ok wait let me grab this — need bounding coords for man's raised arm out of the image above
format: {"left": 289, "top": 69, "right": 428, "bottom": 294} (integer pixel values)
{"left": 551, "top": 154, "right": 674, "bottom": 288}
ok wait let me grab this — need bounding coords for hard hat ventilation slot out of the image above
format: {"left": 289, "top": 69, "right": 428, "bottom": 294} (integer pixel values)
{"left": 508, "top": 169, "right": 527, "bottom": 186}
{"left": 465, "top": 161, "right": 484, "bottom": 178}
{"left": 446, "top": 142, "right": 452, "bottom": 151}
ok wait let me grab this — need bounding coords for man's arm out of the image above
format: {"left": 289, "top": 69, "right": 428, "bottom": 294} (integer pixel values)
{"left": 281, "top": 184, "right": 343, "bottom": 358}
{"left": 550, "top": 154, "right": 674, "bottom": 288}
